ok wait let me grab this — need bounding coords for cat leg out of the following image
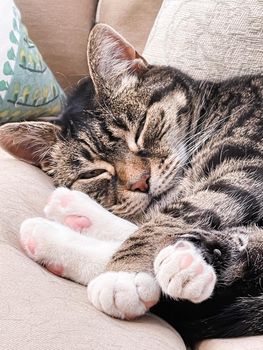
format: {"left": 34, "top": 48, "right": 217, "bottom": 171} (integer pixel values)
{"left": 20, "top": 217, "right": 122, "bottom": 285}
{"left": 44, "top": 187, "right": 137, "bottom": 241}
{"left": 20, "top": 188, "right": 138, "bottom": 285}
{"left": 89, "top": 161, "right": 263, "bottom": 319}
{"left": 87, "top": 220, "right": 251, "bottom": 318}
{"left": 154, "top": 239, "right": 216, "bottom": 303}
{"left": 87, "top": 217, "right": 205, "bottom": 319}
{"left": 153, "top": 226, "right": 263, "bottom": 342}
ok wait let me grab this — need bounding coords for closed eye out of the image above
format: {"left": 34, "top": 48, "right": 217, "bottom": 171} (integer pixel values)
{"left": 79, "top": 169, "right": 107, "bottom": 179}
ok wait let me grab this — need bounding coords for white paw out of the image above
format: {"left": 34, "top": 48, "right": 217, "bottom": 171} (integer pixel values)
{"left": 20, "top": 217, "right": 122, "bottom": 285}
{"left": 44, "top": 187, "right": 137, "bottom": 240}
{"left": 87, "top": 271, "right": 160, "bottom": 319}
{"left": 154, "top": 240, "right": 216, "bottom": 303}
{"left": 44, "top": 187, "right": 92, "bottom": 233}
{"left": 20, "top": 217, "right": 67, "bottom": 276}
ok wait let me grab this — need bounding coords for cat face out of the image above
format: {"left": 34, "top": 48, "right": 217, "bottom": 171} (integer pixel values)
{"left": 0, "top": 24, "right": 195, "bottom": 222}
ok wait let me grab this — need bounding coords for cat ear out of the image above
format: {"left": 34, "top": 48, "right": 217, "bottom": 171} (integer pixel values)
{"left": 0, "top": 122, "right": 60, "bottom": 167}
{"left": 87, "top": 23, "right": 148, "bottom": 93}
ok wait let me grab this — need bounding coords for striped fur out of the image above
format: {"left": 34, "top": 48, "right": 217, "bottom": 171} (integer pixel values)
{"left": 0, "top": 24, "right": 263, "bottom": 343}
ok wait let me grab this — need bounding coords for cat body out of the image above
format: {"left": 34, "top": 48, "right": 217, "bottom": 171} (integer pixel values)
{"left": 0, "top": 24, "right": 263, "bottom": 344}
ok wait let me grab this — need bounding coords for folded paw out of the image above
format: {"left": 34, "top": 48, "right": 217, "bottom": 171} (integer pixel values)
{"left": 87, "top": 271, "right": 160, "bottom": 319}
{"left": 154, "top": 240, "right": 216, "bottom": 303}
{"left": 44, "top": 188, "right": 92, "bottom": 232}
{"left": 44, "top": 187, "right": 136, "bottom": 240}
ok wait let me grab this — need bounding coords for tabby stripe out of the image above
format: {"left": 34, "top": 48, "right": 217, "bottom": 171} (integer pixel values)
{"left": 164, "top": 202, "right": 221, "bottom": 229}
{"left": 241, "top": 165, "right": 263, "bottom": 182}
{"left": 86, "top": 129, "right": 104, "bottom": 153}
{"left": 148, "top": 82, "right": 176, "bottom": 106}
{"left": 112, "top": 117, "right": 129, "bottom": 131}
{"left": 80, "top": 147, "right": 92, "bottom": 161}
{"left": 99, "top": 121, "right": 120, "bottom": 143}
{"left": 203, "top": 144, "right": 262, "bottom": 175}
{"left": 79, "top": 138, "right": 98, "bottom": 155}
{"left": 111, "top": 251, "right": 144, "bottom": 263}
{"left": 208, "top": 181, "right": 261, "bottom": 223}
{"left": 225, "top": 108, "right": 257, "bottom": 137}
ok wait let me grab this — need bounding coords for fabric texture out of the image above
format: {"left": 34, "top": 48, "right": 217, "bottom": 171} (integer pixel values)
{"left": 97, "top": 0, "right": 163, "bottom": 54}
{"left": 15, "top": 0, "right": 98, "bottom": 90}
{"left": 0, "top": 148, "right": 186, "bottom": 350}
{"left": 0, "top": 0, "right": 66, "bottom": 124}
{"left": 143, "top": 0, "right": 263, "bottom": 81}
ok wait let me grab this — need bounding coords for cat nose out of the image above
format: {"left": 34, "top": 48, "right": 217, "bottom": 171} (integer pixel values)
{"left": 129, "top": 173, "right": 150, "bottom": 193}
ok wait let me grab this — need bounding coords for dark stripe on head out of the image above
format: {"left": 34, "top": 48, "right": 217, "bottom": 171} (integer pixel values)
{"left": 99, "top": 121, "right": 121, "bottom": 143}
{"left": 80, "top": 148, "right": 92, "bottom": 161}
{"left": 148, "top": 82, "right": 176, "bottom": 106}
{"left": 112, "top": 117, "right": 129, "bottom": 131}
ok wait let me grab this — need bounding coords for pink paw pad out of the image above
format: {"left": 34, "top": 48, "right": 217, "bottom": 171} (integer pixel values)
{"left": 179, "top": 254, "right": 193, "bottom": 269}
{"left": 21, "top": 238, "right": 36, "bottom": 256}
{"left": 46, "top": 263, "right": 64, "bottom": 276}
{"left": 64, "top": 215, "right": 92, "bottom": 232}
{"left": 195, "top": 264, "right": 204, "bottom": 275}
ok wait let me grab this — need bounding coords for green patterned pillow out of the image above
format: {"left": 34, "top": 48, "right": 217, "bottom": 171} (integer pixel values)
{"left": 0, "top": 0, "right": 66, "bottom": 124}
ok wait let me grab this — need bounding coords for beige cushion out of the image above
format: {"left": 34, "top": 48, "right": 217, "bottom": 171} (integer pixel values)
{"left": 144, "top": 0, "right": 263, "bottom": 80}
{"left": 0, "top": 149, "right": 186, "bottom": 350}
{"left": 15, "top": 0, "right": 98, "bottom": 90}
{"left": 97, "top": 0, "right": 163, "bottom": 54}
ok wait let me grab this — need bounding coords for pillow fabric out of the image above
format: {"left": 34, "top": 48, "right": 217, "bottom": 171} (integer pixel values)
{"left": 143, "top": 0, "right": 263, "bottom": 81}
{"left": 0, "top": 0, "right": 66, "bottom": 124}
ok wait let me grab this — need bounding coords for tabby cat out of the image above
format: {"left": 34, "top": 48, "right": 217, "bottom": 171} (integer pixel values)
{"left": 0, "top": 24, "right": 263, "bottom": 344}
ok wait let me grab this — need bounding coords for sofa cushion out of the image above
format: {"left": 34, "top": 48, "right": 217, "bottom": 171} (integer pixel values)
{"left": 0, "top": 148, "right": 186, "bottom": 350}
{"left": 143, "top": 0, "right": 263, "bottom": 80}
{"left": 97, "top": 0, "right": 163, "bottom": 54}
{"left": 15, "top": 0, "right": 98, "bottom": 89}
{"left": 0, "top": 0, "right": 66, "bottom": 124}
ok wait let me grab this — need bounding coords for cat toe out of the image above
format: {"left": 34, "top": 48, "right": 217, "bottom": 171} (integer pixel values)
{"left": 45, "top": 263, "right": 64, "bottom": 276}
{"left": 20, "top": 218, "right": 43, "bottom": 259}
{"left": 44, "top": 188, "right": 92, "bottom": 232}
{"left": 87, "top": 271, "right": 160, "bottom": 319}
{"left": 20, "top": 218, "right": 65, "bottom": 276}
{"left": 64, "top": 215, "right": 92, "bottom": 232}
{"left": 154, "top": 240, "right": 216, "bottom": 303}
{"left": 44, "top": 187, "right": 71, "bottom": 219}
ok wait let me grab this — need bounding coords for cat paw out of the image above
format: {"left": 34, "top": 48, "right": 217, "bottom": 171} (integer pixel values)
{"left": 87, "top": 271, "right": 160, "bottom": 319}
{"left": 154, "top": 240, "right": 216, "bottom": 303}
{"left": 44, "top": 187, "right": 92, "bottom": 232}
{"left": 20, "top": 217, "right": 69, "bottom": 276}
{"left": 44, "top": 187, "right": 137, "bottom": 241}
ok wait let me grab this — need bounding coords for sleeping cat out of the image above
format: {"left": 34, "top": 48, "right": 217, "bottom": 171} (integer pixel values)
{"left": 0, "top": 23, "right": 263, "bottom": 344}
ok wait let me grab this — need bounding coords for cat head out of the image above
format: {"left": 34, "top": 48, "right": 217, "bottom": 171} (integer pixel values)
{"left": 0, "top": 24, "right": 197, "bottom": 222}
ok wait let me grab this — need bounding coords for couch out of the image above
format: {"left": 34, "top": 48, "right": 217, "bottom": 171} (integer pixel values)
{"left": 1, "top": 1, "right": 262, "bottom": 349}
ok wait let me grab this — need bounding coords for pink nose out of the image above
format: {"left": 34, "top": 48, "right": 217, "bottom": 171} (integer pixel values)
{"left": 130, "top": 174, "right": 150, "bottom": 193}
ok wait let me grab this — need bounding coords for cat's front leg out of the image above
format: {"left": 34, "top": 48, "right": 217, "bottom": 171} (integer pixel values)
{"left": 88, "top": 216, "right": 216, "bottom": 318}
{"left": 20, "top": 188, "right": 138, "bottom": 285}
{"left": 20, "top": 217, "right": 121, "bottom": 285}
{"left": 44, "top": 187, "right": 137, "bottom": 241}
